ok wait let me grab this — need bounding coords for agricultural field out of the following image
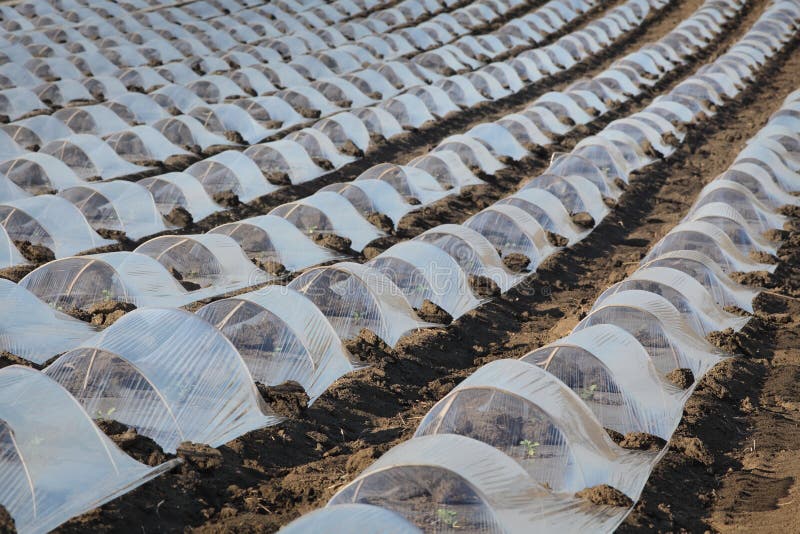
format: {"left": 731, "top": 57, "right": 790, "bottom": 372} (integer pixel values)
{"left": 0, "top": 0, "right": 798, "bottom": 532}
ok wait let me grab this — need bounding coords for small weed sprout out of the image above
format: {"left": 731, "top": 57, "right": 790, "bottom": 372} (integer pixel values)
{"left": 520, "top": 439, "right": 540, "bottom": 459}
{"left": 95, "top": 407, "right": 117, "bottom": 419}
{"left": 436, "top": 508, "right": 459, "bottom": 528}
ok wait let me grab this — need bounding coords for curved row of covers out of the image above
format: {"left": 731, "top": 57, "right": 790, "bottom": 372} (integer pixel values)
{"left": 1, "top": 0, "right": 798, "bottom": 531}
{"left": 0, "top": 0, "right": 681, "bottom": 271}
{"left": 0, "top": 0, "right": 657, "bottom": 268}
{"left": 0, "top": 0, "right": 737, "bottom": 366}
{"left": 280, "top": 16, "right": 800, "bottom": 534}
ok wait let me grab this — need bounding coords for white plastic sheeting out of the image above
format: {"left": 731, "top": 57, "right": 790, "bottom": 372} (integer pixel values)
{"left": 0, "top": 278, "right": 97, "bottom": 364}
{"left": 134, "top": 233, "right": 271, "bottom": 294}
{"left": 197, "top": 286, "right": 363, "bottom": 403}
{"left": 58, "top": 181, "right": 169, "bottom": 240}
{"left": 0, "top": 366, "right": 178, "bottom": 533}
{"left": 329, "top": 434, "right": 630, "bottom": 532}
{"left": 0, "top": 195, "right": 114, "bottom": 258}
{"left": 210, "top": 215, "right": 344, "bottom": 272}
{"left": 45, "top": 308, "right": 281, "bottom": 453}
{"left": 279, "top": 504, "right": 422, "bottom": 534}
{"left": 416, "top": 359, "right": 659, "bottom": 495}
{"left": 288, "top": 262, "right": 436, "bottom": 346}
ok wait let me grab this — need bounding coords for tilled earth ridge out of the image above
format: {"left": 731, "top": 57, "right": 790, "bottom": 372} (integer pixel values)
{"left": 47, "top": 0, "right": 800, "bottom": 531}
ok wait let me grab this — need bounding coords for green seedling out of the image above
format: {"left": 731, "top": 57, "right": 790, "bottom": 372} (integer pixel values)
{"left": 95, "top": 407, "right": 117, "bottom": 419}
{"left": 580, "top": 383, "right": 598, "bottom": 401}
{"left": 436, "top": 508, "right": 459, "bottom": 528}
{"left": 101, "top": 288, "right": 113, "bottom": 302}
{"left": 520, "top": 439, "right": 540, "bottom": 459}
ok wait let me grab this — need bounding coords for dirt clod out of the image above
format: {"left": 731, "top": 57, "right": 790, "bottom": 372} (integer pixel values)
{"left": 344, "top": 329, "right": 392, "bottom": 365}
{"left": 177, "top": 442, "right": 223, "bottom": 471}
{"left": 87, "top": 300, "right": 136, "bottom": 327}
{"left": 0, "top": 504, "right": 16, "bottom": 534}
{"left": 257, "top": 382, "right": 309, "bottom": 418}
{"left": 502, "top": 253, "right": 530, "bottom": 272}
{"left": 212, "top": 191, "right": 241, "bottom": 208}
{"left": 13, "top": 240, "right": 54, "bottom": 263}
{"left": 617, "top": 432, "right": 668, "bottom": 451}
{"left": 468, "top": 275, "right": 501, "bottom": 298}
{"left": 547, "top": 231, "right": 569, "bottom": 247}
{"left": 96, "top": 420, "right": 169, "bottom": 467}
{"left": 571, "top": 212, "right": 596, "bottom": 229}
{"left": 256, "top": 259, "right": 287, "bottom": 276}
{"left": 366, "top": 212, "right": 394, "bottom": 232}
{"left": 416, "top": 299, "right": 453, "bottom": 325}
{"left": 669, "top": 436, "right": 713, "bottom": 466}
{"left": 313, "top": 233, "right": 352, "bottom": 253}
{"left": 666, "top": 368, "right": 695, "bottom": 389}
{"left": 576, "top": 484, "right": 634, "bottom": 508}
{"left": 264, "top": 171, "right": 291, "bottom": 186}
{"left": 164, "top": 206, "right": 193, "bottom": 227}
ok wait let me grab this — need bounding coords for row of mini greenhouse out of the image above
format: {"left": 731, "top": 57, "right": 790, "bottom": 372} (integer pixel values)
{"left": 0, "top": 0, "right": 739, "bottom": 346}
{"left": 279, "top": 30, "right": 800, "bottom": 534}
{"left": 0, "top": 0, "right": 796, "bottom": 531}
{"left": 0, "top": 0, "right": 678, "bottom": 265}
{"left": 0, "top": 0, "right": 608, "bottom": 157}
{"left": 0, "top": 0, "right": 748, "bottom": 360}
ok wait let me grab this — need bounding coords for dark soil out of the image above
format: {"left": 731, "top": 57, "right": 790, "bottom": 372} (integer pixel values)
{"left": 416, "top": 299, "right": 453, "bottom": 325}
{"left": 0, "top": 505, "right": 15, "bottom": 534}
{"left": 13, "top": 240, "right": 54, "bottom": 263}
{"left": 666, "top": 368, "right": 695, "bottom": 389}
{"left": 576, "top": 484, "right": 634, "bottom": 508}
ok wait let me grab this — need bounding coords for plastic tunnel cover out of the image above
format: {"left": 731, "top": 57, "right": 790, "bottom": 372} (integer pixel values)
{"left": 244, "top": 140, "right": 326, "bottom": 186}
{"left": 596, "top": 266, "right": 750, "bottom": 335}
{"left": 59, "top": 181, "right": 169, "bottom": 240}
{"left": 464, "top": 204, "right": 555, "bottom": 268}
{"left": 279, "top": 504, "right": 422, "bottom": 534}
{"left": 153, "top": 115, "right": 235, "bottom": 153}
{"left": 269, "top": 191, "right": 385, "bottom": 252}
{"left": 368, "top": 240, "right": 483, "bottom": 319}
{"left": 407, "top": 150, "right": 484, "bottom": 189}
{"left": 643, "top": 220, "right": 777, "bottom": 273}
{"left": 288, "top": 262, "right": 434, "bottom": 346}
{"left": 320, "top": 180, "right": 416, "bottom": 227}
{"left": 139, "top": 172, "right": 223, "bottom": 223}
{"left": 415, "top": 224, "right": 525, "bottom": 292}
{"left": 40, "top": 134, "right": 154, "bottom": 181}
{"left": 356, "top": 163, "right": 450, "bottom": 203}
{"left": 104, "top": 126, "right": 192, "bottom": 166}
{"left": 329, "top": 434, "right": 630, "bottom": 532}
{"left": 196, "top": 285, "right": 361, "bottom": 403}
{"left": 575, "top": 289, "right": 726, "bottom": 378}
{"left": 434, "top": 134, "right": 505, "bottom": 175}
{"left": 18, "top": 251, "right": 227, "bottom": 310}
{"left": 640, "top": 249, "right": 760, "bottom": 313}
{"left": 0, "top": 195, "right": 114, "bottom": 258}
{"left": 134, "top": 233, "right": 270, "bottom": 292}
{"left": 415, "top": 358, "right": 658, "bottom": 496}
{"left": 186, "top": 150, "right": 279, "bottom": 203}
{"left": 500, "top": 187, "right": 590, "bottom": 245}
{"left": 45, "top": 308, "right": 281, "bottom": 453}
{"left": 0, "top": 153, "right": 84, "bottom": 196}
{"left": 0, "top": 366, "right": 178, "bottom": 533}
{"left": 0, "top": 278, "right": 97, "bottom": 363}
{"left": 209, "top": 214, "right": 343, "bottom": 272}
